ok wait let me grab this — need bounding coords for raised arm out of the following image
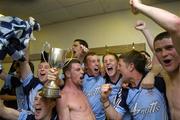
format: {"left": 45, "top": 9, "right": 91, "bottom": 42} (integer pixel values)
{"left": 141, "top": 56, "right": 162, "bottom": 88}
{"left": 19, "top": 44, "right": 32, "bottom": 81}
{"left": 135, "top": 20, "right": 154, "bottom": 52}
{"left": 130, "top": 0, "right": 180, "bottom": 54}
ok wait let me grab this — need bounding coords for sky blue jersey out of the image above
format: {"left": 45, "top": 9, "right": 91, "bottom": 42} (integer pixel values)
{"left": 83, "top": 74, "right": 106, "bottom": 120}
{"left": 115, "top": 76, "right": 168, "bottom": 120}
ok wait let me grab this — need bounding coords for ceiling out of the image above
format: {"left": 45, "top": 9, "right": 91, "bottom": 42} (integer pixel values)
{"left": 0, "top": 0, "right": 178, "bottom": 26}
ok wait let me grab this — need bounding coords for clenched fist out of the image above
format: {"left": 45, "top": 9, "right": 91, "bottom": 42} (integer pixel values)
{"left": 129, "top": 0, "right": 142, "bottom": 14}
{"left": 101, "top": 84, "right": 112, "bottom": 103}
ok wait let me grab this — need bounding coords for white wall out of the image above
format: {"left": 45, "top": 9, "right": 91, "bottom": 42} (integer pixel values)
{"left": 1, "top": 1, "right": 180, "bottom": 86}
{"left": 31, "top": 1, "right": 180, "bottom": 56}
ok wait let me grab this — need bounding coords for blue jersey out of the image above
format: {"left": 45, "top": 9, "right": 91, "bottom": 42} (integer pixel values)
{"left": 21, "top": 73, "right": 43, "bottom": 112}
{"left": 4, "top": 75, "right": 28, "bottom": 110}
{"left": 83, "top": 74, "right": 106, "bottom": 120}
{"left": 115, "top": 77, "right": 168, "bottom": 120}
{"left": 105, "top": 76, "right": 122, "bottom": 106}
{"left": 105, "top": 76, "right": 131, "bottom": 120}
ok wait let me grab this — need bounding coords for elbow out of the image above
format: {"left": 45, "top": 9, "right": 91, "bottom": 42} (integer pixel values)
{"left": 170, "top": 18, "right": 180, "bottom": 34}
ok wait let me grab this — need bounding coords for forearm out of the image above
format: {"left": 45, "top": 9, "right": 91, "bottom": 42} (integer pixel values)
{"left": 0, "top": 95, "right": 16, "bottom": 100}
{"left": 141, "top": 71, "right": 155, "bottom": 88}
{"left": 136, "top": 4, "right": 180, "bottom": 32}
{"left": 0, "top": 106, "right": 19, "bottom": 120}
{"left": 101, "top": 99, "right": 122, "bottom": 120}
{"left": 141, "top": 28, "right": 154, "bottom": 52}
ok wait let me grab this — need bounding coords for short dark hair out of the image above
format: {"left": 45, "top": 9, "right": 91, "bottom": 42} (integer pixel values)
{"left": 74, "top": 39, "right": 88, "bottom": 48}
{"left": 102, "top": 52, "right": 118, "bottom": 63}
{"left": 119, "top": 50, "right": 147, "bottom": 74}
{"left": 63, "top": 59, "right": 81, "bottom": 79}
{"left": 83, "top": 52, "right": 97, "bottom": 64}
{"left": 154, "top": 31, "right": 170, "bottom": 47}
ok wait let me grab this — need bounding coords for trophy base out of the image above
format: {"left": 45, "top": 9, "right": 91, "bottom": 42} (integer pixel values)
{"left": 41, "top": 87, "right": 61, "bottom": 98}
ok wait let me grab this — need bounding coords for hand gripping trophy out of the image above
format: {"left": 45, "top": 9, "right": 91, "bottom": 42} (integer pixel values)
{"left": 41, "top": 42, "right": 73, "bottom": 98}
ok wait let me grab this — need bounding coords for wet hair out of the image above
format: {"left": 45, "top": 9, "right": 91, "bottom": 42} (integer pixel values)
{"left": 62, "top": 59, "right": 81, "bottom": 79}
{"left": 119, "top": 50, "right": 147, "bottom": 74}
{"left": 153, "top": 31, "right": 171, "bottom": 47}
{"left": 74, "top": 39, "right": 88, "bottom": 48}
{"left": 83, "top": 52, "right": 97, "bottom": 64}
{"left": 102, "top": 52, "right": 118, "bottom": 63}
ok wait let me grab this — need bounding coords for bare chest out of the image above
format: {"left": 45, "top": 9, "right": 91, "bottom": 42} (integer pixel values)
{"left": 68, "top": 91, "right": 90, "bottom": 112}
{"left": 166, "top": 84, "right": 180, "bottom": 119}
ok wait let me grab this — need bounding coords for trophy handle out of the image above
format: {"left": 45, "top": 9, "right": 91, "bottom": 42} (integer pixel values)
{"left": 64, "top": 48, "right": 74, "bottom": 67}
{"left": 42, "top": 42, "right": 51, "bottom": 63}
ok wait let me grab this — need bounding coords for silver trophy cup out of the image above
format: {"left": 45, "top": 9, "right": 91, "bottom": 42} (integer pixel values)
{"left": 42, "top": 47, "right": 72, "bottom": 98}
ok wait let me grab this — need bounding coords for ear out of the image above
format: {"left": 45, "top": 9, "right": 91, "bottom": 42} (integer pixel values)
{"left": 65, "top": 70, "right": 71, "bottom": 78}
{"left": 128, "top": 63, "right": 134, "bottom": 72}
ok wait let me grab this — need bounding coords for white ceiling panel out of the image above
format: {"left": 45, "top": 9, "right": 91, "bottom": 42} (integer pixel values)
{"left": 100, "top": 0, "right": 129, "bottom": 12}
{"left": 0, "top": 0, "right": 179, "bottom": 26}
{"left": 58, "top": 0, "right": 90, "bottom": 7}
{"left": 35, "top": 8, "right": 75, "bottom": 25}
{"left": 66, "top": 0, "right": 103, "bottom": 18}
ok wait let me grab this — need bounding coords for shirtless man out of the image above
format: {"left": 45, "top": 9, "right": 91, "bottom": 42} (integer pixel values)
{"left": 130, "top": 1, "right": 180, "bottom": 119}
{"left": 56, "top": 59, "right": 95, "bottom": 120}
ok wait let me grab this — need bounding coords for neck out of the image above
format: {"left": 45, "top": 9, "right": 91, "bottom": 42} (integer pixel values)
{"left": 78, "top": 54, "right": 86, "bottom": 63}
{"left": 131, "top": 71, "right": 143, "bottom": 87}
{"left": 65, "top": 79, "right": 82, "bottom": 90}
{"left": 109, "top": 73, "right": 120, "bottom": 83}
{"left": 41, "top": 111, "right": 52, "bottom": 120}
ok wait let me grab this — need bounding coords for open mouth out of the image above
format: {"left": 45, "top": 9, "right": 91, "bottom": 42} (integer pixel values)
{"left": 107, "top": 67, "right": 113, "bottom": 72}
{"left": 40, "top": 73, "right": 46, "bottom": 76}
{"left": 35, "top": 108, "right": 42, "bottom": 112}
{"left": 80, "top": 75, "right": 84, "bottom": 79}
{"left": 163, "top": 59, "right": 172, "bottom": 66}
{"left": 94, "top": 68, "right": 99, "bottom": 72}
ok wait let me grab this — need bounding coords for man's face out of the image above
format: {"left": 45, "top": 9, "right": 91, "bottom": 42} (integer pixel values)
{"left": 103, "top": 54, "right": 118, "bottom": 78}
{"left": 69, "top": 63, "right": 84, "bottom": 86}
{"left": 154, "top": 38, "right": 180, "bottom": 73}
{"left": 37, "top": 62, "right": 50, "bottom": 84}
{"left": 72, "top": 41, "right": 83, "bottom": 59}
{"left": 34, "top": 93, "right": 55, "bottom": 120}
{"left": 85, "top": 55, "right": 100, "bottom": 77}
{"left": 118, "top": 59, "right": 131, "bottom": 81}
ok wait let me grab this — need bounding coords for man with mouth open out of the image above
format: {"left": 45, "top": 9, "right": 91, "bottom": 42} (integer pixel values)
{"left": 130, "top": 0, "right": 180, "bottom": 119}
{"left": 0, "top": 90, "right": 58, "bottom": 120}
{"left": 102, "top": 52, "right": 131, "bottom": 120}
{"left": 102, "top": 53, "right": 122, "bottom": 104}
{"left": 100, "top": 50, "right": 168, "bottom": 120}
{"left": 56, "top": 58, "right": 95, "bottom": 120}
{"left": 72, "top": 39, "right": 89, "bottom": 63}
{"left": 83, "top": 52, "right": 106, "bottom": 120}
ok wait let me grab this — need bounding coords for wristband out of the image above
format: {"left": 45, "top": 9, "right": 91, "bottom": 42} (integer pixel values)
{"left": 104, "top": 101, "right": 110, "bottom": 109}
